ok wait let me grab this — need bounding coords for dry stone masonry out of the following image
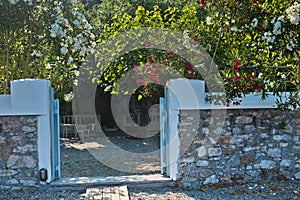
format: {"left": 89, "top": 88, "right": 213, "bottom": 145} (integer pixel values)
{"left": 177, "top": 109, "right": 300, "bottom": 188}
{"left": 0, "top": 116, "right": 39, "bottom": 190}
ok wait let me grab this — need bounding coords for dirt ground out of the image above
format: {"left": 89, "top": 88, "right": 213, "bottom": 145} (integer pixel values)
{"left": 60, "top": 133, "right": 161, "bottom": 178}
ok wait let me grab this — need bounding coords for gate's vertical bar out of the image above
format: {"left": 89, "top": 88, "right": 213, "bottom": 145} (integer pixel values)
{"left": 54, "top": 99, "right": 60, "bottom": 178}
{"left": 50, "top": 87, "right": 55, "bottom": 181}
{"left": 160, "top": 97, "right": 166, "bottom": 174}
{"left": 164, "top": 86, "right": 170, "bottom": 176}
{"left": 50, "top": 87, "right": 60, "bottom": 181}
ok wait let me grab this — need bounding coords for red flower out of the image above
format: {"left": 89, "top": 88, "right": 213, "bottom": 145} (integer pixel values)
{"left": 149, "top": 58, "right": 155, "bottom": 64}
{"left": 166, "top": 54, "right": 172, "bottom": 60}
{"left": 232, "top": 61, "right": 239, "bottom": 71}
{"left": 199, "top": 0, "right": 207, "bottom": 7}
{"left": 233, "top": 101, "right": 241, "bottom": 106}
{"left": 184, "top": 62, "right": 193, "bottom": 71}
{"left": 193, "top": 36, "right": 198, "bottom": 44}
{"left": 188, "top": 73, "right": 193, "bottom": 78}
{"left": 246, "top": 73, "right": 253, "bottom": 79}
{"left": 250, "top": 82, "right": 260, "bottom": 90}
{"left": 233, "top": 76, "right": 241, "bottom": 81}
{"left": 184, "top": 66, "right": 193, "bottom": 71}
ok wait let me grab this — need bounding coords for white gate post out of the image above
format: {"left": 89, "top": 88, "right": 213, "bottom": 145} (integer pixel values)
{"left": 165, "top": 79, "right": 206, "bottom": 180}
{"left": 10, "top": 79, "right": 53, "bottom": 183}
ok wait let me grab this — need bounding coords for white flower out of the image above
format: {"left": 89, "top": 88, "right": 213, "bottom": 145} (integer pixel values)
{"left": 64, "top": 92, "right": 73, "bottom": 102}
{"left": 262, "top": 32, "right": 275, "bottom": 45}
{"left": 73, "top": 19, "right": 80, "bottom": 26}
{"left": 270, "top": 82, "right": 274, "bottom": 88}
{"left": 67, "top": 57, "right": 74, "bottom": 64}
{"left": 230, "top": 27, "right": 238, "bottom": 32}
{"left": 31, "top": 50, "right": 41, "bottom": 57}
{"left": 60, "top": 47, "right": 68, "bottom": 55}
{"left": 90, "top": 33, "right": 95, "bottom": 40}
{"left": 23, "top": 0, "right": 33, "bottom": 5}
{"left": 271, "top": 17, "right": 276, "bottom": 24}
{"left": 74, "top": 70, "right": 80, "bottom": 77}
{"left": 251, "top": 18, "right": 258, "bottom": 28}
{"left": 286, "top": 2, "right": 300, "bottom": 25}
{"left": 73, "top": 79, "right": 78, "bottom": 86}
{"left": 286, "top": 43, "right": 293, "bottom": 51}
{"left": 84, "top": 23, "right": 92, "bottom": 30}
{"left": 45, "top": 63, "right": 52, "bottom": 70}
{"left": 278, "top": 15, "right": 285, "bottom": 22}
{"left": 9, "top": 0, "right": 19, "bottom": 5}
{"left": 273, "top": 20, "right": 282, "bottom": 35}
{"left": 258, "top": 73, "right": 263, "bottom": 79}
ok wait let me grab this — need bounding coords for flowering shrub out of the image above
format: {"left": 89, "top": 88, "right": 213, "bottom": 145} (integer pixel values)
{"left": 2, "top": 0, "right": 299, "bottom": 110}
{"left": 90, "top": 2, "right": 204, "bottom": 99}
{"left": 88, "top": 0, "right": 299, "bottom": 109}
{"left": 0, "top": 0, "right": 95, "bottom": 101}
{"left": 197, "top": 0, "right": 300, "bottom": 109}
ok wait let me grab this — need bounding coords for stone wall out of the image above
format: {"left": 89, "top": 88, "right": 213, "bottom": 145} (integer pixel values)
{"left": 177, "top": 109, "right": 300, "bottom": 188}
{"left": 0, "top": 116, "right": 39, "bottom": 190}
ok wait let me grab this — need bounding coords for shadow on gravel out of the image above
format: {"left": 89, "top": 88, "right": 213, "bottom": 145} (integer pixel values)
{"left": 60, "top": 134, "right": 161, "bottom": 178}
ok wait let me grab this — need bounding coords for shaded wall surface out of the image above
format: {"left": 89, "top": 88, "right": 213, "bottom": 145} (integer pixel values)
{"left": 177, "top": 109, "right": 300, "bottom": 188}
{"left": 0, "top": 116, "right": 39, "bottom": 190}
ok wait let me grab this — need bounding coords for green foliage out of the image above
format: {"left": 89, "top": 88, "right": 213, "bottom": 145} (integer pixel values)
{"left": 87, "top": 1, "right": 206, "bottom": 98}
{"left": 1, "top": 0, "right": 299, "bottom": 110}
{"left": 0, "top": 0, "right": 95, "bottom": 100}
{"left": 201, "top": 0, "right": 300, "bottom": 109}
{"left": 87, "top": 0, "right": 300, "bottom": 108}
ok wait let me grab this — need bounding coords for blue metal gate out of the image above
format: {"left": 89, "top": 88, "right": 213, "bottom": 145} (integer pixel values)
{"left": 160, "top": 93, "right": 169, "bottom": 175}
{"left": 50, "top": 87, "right": 60, "bottom": 181}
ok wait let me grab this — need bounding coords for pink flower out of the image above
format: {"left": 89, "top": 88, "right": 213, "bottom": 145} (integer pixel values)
{"left": 149, "top": 77, "right": 156, "bottom": 81}
{"left": 199, "top": 0, "right": 207, "bottom": 7}
{"left": 136, "top": 78, "right": 144, "bottom": 86}
{"left": 144, "top": 39, "right": 149, "bottom": 48}
{"left": 148, "top": 67, "right": 158, "bottom": 74}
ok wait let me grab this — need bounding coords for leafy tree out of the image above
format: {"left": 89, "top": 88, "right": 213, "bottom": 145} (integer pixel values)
{"left": 198, "top": 0, "right": 300, "bottom": 108}
{"left": 88, "top": 0, "right": 299, "bottom": 109}
{"left": 0, "top": 0, "right": 95, "bottom": 102}
{"left": 87, "top": 0, "right": 208, "bottom": 99}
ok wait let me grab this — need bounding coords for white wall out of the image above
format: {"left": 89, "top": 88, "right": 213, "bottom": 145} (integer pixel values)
{"left": 167, "top": 78, "right": 282, "bottom": 110}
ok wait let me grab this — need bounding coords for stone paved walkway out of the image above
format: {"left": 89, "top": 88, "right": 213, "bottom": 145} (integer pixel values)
{"left": 85, "top": 185, "right": 129, "bottom": 200}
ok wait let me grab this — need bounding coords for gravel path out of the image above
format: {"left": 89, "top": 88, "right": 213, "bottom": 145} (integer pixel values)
{"left": 61, "top": 136, "right": 161, "bottom": 177}
{"left": 0, "top": 181, "right": 299, "bottom": 199}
